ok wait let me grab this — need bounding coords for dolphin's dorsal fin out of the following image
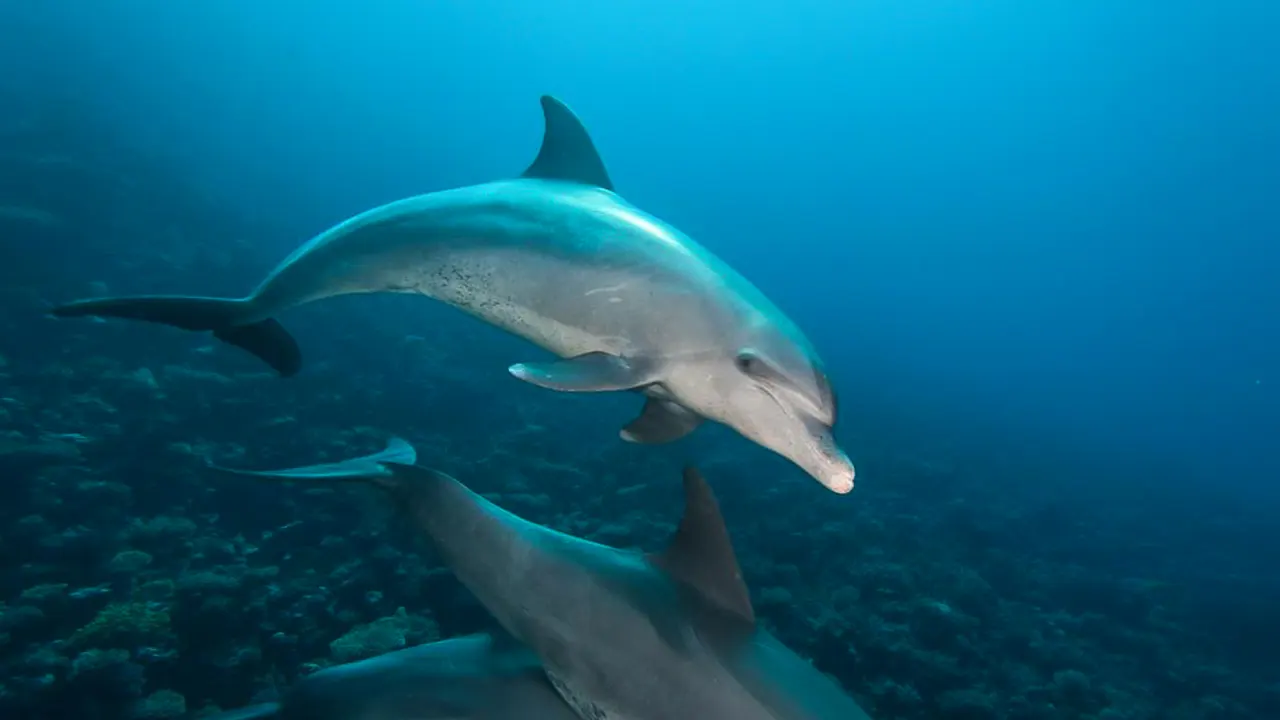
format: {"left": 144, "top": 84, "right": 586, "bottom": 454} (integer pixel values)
{"left": 651, "top": 466, "right": 756, "bottom": 626}
{"left": 372, "top": 436, "right": 417, "bottom": 466}
{"left": 521, "top": 96, "right": 614, "bottom": 190}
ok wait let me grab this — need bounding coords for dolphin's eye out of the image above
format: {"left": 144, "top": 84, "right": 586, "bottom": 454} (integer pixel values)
{"left": 735, "top": 350, "right": 763, "bottom": 375}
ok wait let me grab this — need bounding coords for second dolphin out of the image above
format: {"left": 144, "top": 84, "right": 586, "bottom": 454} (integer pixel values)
{"left": 215, "top": 439, "right": 873, "bottom": 719}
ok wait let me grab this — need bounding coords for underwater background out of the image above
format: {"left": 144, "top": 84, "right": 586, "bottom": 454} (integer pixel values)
{"left": 1, "top": 1, "right": 1277, "bottom": 718}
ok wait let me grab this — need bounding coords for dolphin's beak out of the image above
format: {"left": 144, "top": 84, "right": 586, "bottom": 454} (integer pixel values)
{"left": 803, "top": 417, "right": 855, "bottom": 494}
{"left": 819, "top": 454, "right": 855, "bottom": 494}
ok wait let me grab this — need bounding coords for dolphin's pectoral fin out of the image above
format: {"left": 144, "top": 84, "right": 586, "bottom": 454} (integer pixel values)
{"left": 51, "top": 295, "right": 302, "bottom": 377}
{"left": 521, "top": 96, "right": 614, "bottom": 190}
{"left": 509, "top": 352, "right": 653, "bottom": 392}
{"left": 621, "top": 399, "right": 703, "bottom": 444}
{"left": 650, "top": 467, "right": 756, "bottom": 628}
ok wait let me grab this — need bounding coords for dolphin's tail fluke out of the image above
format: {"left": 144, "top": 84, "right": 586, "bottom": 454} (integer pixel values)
{"left": 207, "top": 437, "right": 416, "bottom": 486}
{"left": 51, "top": 296, "right": 301, "bottom": 377}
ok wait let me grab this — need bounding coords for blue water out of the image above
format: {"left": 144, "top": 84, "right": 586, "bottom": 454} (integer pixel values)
{"left": 1, "top": 2, "right": 1277, "bottom": 718}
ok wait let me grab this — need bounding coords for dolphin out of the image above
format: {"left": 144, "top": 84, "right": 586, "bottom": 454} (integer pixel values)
{"left": 196, "top": 633, "right": 579, "bottom": 720}
{"left": 51, "top": 96, "right": 854, "bottom": 493}
{"left": 219, "top": 442, "right": 874, "bottom": 719}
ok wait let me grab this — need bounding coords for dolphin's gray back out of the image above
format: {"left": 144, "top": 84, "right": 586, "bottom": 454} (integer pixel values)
{"left": 248, "top": 180, "right": 755, "bottom": 362}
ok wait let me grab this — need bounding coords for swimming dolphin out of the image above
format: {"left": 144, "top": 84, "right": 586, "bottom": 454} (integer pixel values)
{"left": 51, "top": 96, "right": 854, "bottom": 493}
{"left": 220, "top": 444, "right": 874, "bottom": 719}
{"left": 197, "top": 633, "right": 579, "bottom": 720}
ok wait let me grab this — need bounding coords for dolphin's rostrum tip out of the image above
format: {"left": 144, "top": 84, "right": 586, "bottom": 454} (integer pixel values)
{"left": 827, "top": 467, "right": 855, "bottom": 494}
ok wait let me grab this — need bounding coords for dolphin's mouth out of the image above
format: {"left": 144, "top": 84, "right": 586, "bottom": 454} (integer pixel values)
{"left": 751, "top": 385, "right": 854, "bottom": 493}
{"left": 820, "top": 459, "right": 855, "bottom": 494}
{"left": 801, "top": 415, "right": 855, "bottom": 494}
